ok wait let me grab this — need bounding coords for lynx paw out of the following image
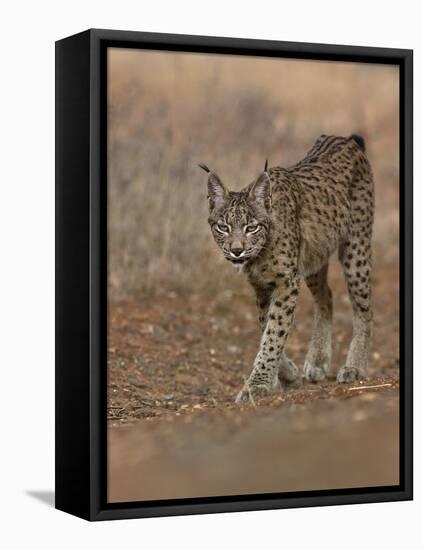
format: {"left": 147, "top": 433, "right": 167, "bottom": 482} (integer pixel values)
{"left": 279, "top": 358, "right": 302, "bottom": 390}
{"left": 235, "top": 382, "right": 278, "bottom": 405}
{"left": 304, "top": 359, "right": 328, "bottom": 382}
{"left": 336, "top": 366, "right": 366, "bottom": 384}
{"left": 283, "top": 375, "right": 303, "bottom": 390}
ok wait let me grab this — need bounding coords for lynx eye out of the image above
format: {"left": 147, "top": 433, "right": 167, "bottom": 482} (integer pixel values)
{"left": 216, "top": 223, "right": 230, "bottom": 234}
{"left": 245, "top": 224, "right": 261, "bottom": 234}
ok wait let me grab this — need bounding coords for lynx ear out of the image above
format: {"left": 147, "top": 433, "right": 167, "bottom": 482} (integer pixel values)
{"left": 198, "top": 164, "right": 227, "bottom": 211}
{"left": 249, "top": 171, "right": 271, "bottom": 212}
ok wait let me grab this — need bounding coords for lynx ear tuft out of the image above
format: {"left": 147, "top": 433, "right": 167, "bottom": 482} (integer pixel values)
{"left": 264, "top": 159, "right": 269, "bottom": 173}
{"left": 198, "top": 163, "right": 211, "bottom": 173}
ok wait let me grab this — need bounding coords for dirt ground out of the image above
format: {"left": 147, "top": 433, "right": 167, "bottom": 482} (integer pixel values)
{"left": 107, "top": 259, "right": 400, "bottom": 502}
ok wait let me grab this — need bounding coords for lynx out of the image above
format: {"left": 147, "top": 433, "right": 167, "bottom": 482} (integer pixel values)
{"left": 199, "top": 134, "right": 374, "bottom": 404}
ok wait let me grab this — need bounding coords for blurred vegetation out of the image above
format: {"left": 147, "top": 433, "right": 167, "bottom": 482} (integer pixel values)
{"left": 108, "top": 49, "right": 399, "bottom": 302}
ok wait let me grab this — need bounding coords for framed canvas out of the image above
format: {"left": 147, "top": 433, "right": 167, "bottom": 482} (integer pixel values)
{"left": 55, "top": 29, "right": 413, "bottom": 521}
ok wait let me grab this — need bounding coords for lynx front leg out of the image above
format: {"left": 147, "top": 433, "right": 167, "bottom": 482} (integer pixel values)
{"left": 255, "top": 285, "right": 300, "bottom": 390}
{"left": 236, "top": 276, "right": 299, "bottom": 404}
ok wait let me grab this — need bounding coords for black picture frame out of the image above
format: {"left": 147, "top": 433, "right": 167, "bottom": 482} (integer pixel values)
{"left": 55, "top": 28, "right": 413, "bottom": 521}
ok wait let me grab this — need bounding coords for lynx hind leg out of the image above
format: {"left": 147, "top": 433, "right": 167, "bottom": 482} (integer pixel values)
{"left": 279, "top": 353, "right": 302, "bottom": 389}
{"left": 337, "top": 237, "right": 372, "bottom": 383}
{"left": 304, "top": 264, "right": 333, "bottom": 382}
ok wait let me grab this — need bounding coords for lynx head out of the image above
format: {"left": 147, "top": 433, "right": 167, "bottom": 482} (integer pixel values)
{"left": 199, "top": 162, "right": 272, "bottom": 269}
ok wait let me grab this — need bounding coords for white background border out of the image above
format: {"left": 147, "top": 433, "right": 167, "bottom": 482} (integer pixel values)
{"left": 0, "top": 1, "right": 419, "bottom": 547}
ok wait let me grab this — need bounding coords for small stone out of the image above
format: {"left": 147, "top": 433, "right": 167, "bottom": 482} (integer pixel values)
{"left": 194, "top": 384, "right": 209, "bottom": 396}
{"left": 128, "top": 375, "right": 147, "bottom": 388}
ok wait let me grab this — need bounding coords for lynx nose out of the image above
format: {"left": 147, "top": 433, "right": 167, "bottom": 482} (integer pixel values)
{"left": 230, "top": 246, "right": 244, "bottom": 257}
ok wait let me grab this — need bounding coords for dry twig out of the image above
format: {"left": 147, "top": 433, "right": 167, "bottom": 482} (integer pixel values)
{"left": 348, "top": 383, "right": 392, "bottom": 392}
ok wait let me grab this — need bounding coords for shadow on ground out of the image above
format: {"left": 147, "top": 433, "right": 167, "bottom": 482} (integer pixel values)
{"left": 26, "top": 490, "right": 55, "bottom": 508}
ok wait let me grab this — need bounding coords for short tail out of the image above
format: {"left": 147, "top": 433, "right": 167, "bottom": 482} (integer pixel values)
{"left": 350, "top": 134, "right": 366, "bottom": 152}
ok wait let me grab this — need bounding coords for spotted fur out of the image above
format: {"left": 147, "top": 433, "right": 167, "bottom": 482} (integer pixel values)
{"left": 200, "top": 134, "right": 374, "bottom": 403}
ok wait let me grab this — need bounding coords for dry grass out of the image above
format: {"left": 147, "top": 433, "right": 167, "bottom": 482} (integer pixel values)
{"left": 107, "top": 48, "right": 399, "bottom": 301}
